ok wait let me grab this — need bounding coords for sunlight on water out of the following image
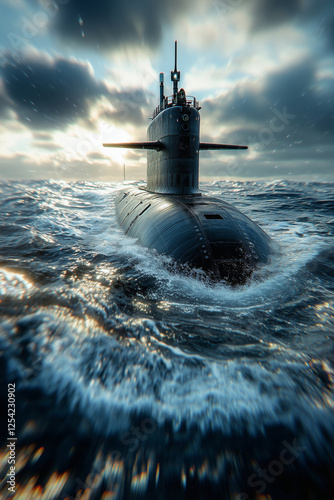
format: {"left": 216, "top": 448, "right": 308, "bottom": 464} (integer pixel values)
{"left": 0, "top": 268, "right": 34, "bottom": 299}
{"left": 0, "top": 179, "right": 333, "bottom": 499}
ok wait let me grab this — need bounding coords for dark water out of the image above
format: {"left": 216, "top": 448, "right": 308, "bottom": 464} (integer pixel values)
{"left": 0, "top": 179, "right": 334, "bottom": 499}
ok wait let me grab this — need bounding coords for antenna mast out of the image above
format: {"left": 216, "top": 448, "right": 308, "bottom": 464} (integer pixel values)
{"left": 171, "top": 40, "right": 180, "bottom": 97}
{"left": 159, "top": 72, "right": 164, "bottom": 107}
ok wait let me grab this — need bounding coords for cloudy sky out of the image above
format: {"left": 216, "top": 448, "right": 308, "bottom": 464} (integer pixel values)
{"left": 0, "top": 0, "right": 333, "bottom": 181}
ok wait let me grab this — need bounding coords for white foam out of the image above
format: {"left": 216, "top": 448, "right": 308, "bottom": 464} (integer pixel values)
{"left": 20, "top": 309, "right": 333, "bottom": 437}
{"left": 0, "top": 268, "right": 34, "bottom": 299}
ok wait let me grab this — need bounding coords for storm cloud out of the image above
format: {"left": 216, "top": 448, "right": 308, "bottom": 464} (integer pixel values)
{"left": 0, "top": 51, "right": 151, "bottom": 130}
{"left": 0, "top": 52, "right": 107, "bottom": 128}
{"left": 202, "top": 58, "right": 334, "bottom": 150}
{"left": 40, "top": 0, "right": 334, "bottom": 53}
{"left": 249, "top": 0, "right": 334, "bottom": 35}
{"left": 100, "top": 89, "right": 153, "bottom": 127}
{"left": 1, "top": 0, "right": 333, "bottom": 180}
{"left": 0, "top": 80, "right": 12, "bottom": 119}
{"left": 49, "top": 0, "right": 199, "bottom": 50}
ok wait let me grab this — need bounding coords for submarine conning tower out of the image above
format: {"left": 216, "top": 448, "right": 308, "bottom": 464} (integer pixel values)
{"left": 147, "top": 88, "right": 201, "bottom": 194}
{"left": 147, "top": 42, "right": 201, "bottom": 194}
{"left": 103, "top": 40, "right": 248, "bottom": 194}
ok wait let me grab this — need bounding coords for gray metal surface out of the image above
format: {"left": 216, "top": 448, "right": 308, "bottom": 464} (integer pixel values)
{"left": 147, "top": 106, "right": 200, "bottom": 195}
{"left": 115, "top": 186, "right": 276, "bottom": 283}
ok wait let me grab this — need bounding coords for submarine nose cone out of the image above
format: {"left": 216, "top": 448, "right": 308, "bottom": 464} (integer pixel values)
{"left": 115, "top": 187, "right": 277, "bottom": 285}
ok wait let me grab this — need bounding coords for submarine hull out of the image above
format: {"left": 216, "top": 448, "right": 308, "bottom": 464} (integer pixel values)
{"left": 115, "top": 186, "right": 276, "bottom": 284}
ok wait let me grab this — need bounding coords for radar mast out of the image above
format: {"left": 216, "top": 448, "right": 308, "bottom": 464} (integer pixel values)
{"left": 171, "top": 40, "right": 180, "bottom": 97}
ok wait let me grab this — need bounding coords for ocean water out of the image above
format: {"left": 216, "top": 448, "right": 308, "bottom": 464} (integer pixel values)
{"left": 0, "top": 179, "right": 333, "bottom": 499}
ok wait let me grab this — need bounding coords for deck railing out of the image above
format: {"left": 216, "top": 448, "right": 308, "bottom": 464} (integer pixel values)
{"left": 153, "top": 95, "right": 200, "bottom": 118}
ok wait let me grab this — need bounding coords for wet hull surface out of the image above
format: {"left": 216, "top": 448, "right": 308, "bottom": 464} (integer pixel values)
{"left": 115, "top": 187, "right": 277, "bottom": 284}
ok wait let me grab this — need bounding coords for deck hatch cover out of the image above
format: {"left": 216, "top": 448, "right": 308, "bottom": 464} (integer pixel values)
{"left": 204, "top": 214, "right": 223, "bottom": 220}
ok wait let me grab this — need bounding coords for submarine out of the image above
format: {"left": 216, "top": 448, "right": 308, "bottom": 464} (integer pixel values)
{"left": 104, "top": 42, "right": 277, "bottom": 284}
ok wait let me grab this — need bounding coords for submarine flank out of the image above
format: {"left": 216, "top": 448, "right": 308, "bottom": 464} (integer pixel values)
{"left": 104, "top": 42, "right": 277, "bottom": 284}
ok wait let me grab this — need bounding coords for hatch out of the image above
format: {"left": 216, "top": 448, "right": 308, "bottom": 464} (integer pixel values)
{"left": 203, "top": 214, "right": 223, "bottom": 220}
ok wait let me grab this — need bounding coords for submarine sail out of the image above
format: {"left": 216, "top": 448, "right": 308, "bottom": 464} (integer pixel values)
{"left": 103, "top": 41, "right": 277, "bottom": 284}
